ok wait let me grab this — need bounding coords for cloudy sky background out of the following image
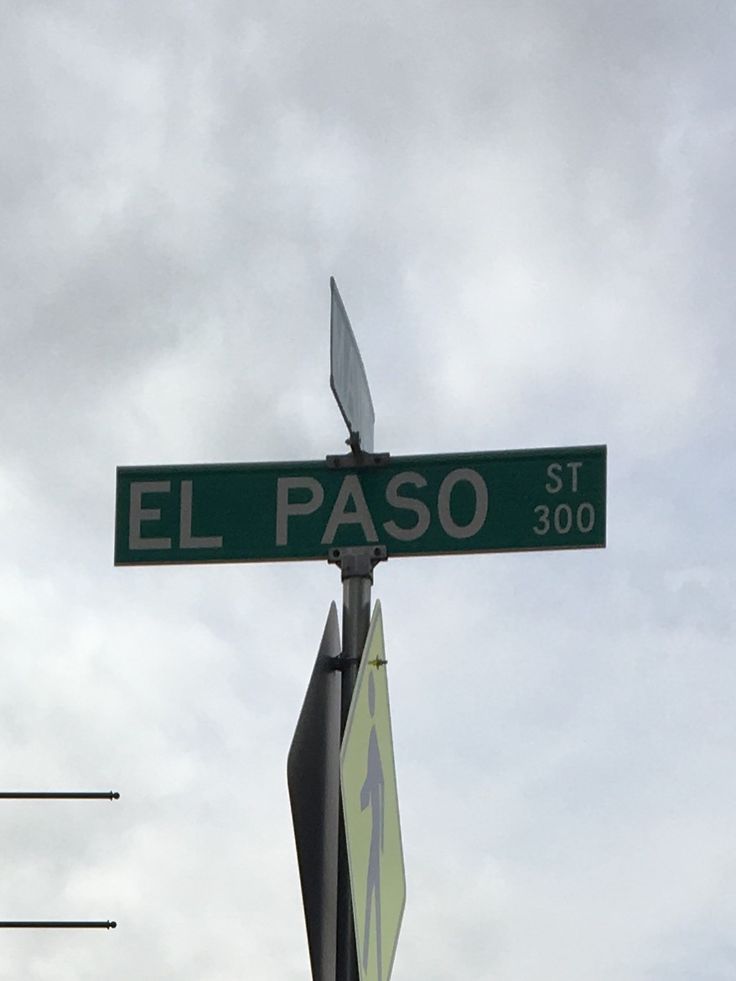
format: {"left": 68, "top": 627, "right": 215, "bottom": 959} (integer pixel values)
{"left": 1, "top": 2, "right": 734, "bottom": 979}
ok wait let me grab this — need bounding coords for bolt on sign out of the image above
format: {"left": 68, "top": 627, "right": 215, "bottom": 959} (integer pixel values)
{"left": 115, "top": 445, "right": 606, "bottom": 565}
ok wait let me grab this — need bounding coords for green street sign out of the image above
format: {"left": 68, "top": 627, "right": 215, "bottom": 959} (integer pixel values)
{"left": 114, "top": 444, "right": 606, "bottom": 565}
{"left": 340, "top": 602, "right": 405, "bottom": 981}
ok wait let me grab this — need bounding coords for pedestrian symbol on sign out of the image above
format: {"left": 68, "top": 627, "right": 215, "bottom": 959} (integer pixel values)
{"left": 340, "top": 602, "right": 405, "bottom": 981}
{"left": 361, "top": 672, "right": 385, "bottom": 979}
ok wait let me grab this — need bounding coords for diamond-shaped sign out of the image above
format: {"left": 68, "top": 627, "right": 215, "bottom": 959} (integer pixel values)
{"left": 340, "top": 601, "right": 405, "bottom": 981}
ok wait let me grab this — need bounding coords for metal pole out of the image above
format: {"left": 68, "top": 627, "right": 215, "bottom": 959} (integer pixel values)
{"left": 336, "top": 560, "right": 373, "bottom": 981}
{"left": 0, "top": 796, "right": 119, "bottom": 933}
{"left": 0, "top": 792, "right": 119, "bottom": 800}
{"left": 0, "top": 921, "right": 116, "bottom": 929}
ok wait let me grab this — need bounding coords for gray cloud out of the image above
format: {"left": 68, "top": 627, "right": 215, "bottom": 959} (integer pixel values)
{"left": 1, "top": 2, "right": 734, "bottom": 979}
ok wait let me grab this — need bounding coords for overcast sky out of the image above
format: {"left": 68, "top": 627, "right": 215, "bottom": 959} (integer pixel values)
{"left": 1, "top": 2, "right": 735, "bottom": 979}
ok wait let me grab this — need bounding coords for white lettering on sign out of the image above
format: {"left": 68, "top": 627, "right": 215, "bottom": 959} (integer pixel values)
{"left": 576, "top": 502, "right": 595, "bottom": 532}
{"left": 533, "top": 502, "right": 596, "bottom": 536}
{"left": 545, "top": 461, "right": 583, "bottom": 494}
{"left": 437, "top": 468, "right": 488, "bottom": 539}
{"left": 554, "top": 503, "right": 573, "bottom": 534}
{"left": 276, "top": 477, "right": 325, "bottom": 546}
{"left": 129, "top": 480, "right": 224, "bottom": 551}
{"left": 179, "top": 480, "right": 223, "bottom": 549}
{"left": 382, "top": 472, "right": 430, "bottom": 542}
{"left": 129, "top": 481, "right": 172, "bottom": 550}
{"left": 536, "top": 461, "right": 594, "bottom": 537}
{"left": 321, "top": 475, "right": 378, "bottom": 545}
{"left": 275, "top": 466, "right": 491, "bottom": 549}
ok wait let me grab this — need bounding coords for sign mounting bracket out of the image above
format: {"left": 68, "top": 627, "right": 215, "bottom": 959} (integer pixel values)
{"left": 327, "top": 545, "right": 387, "bottom": 581}
{"left": 326, "top": 450, "right": 391, "bottom": 470}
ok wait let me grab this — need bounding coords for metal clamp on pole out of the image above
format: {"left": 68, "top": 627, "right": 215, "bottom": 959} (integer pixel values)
{"left": 328, "top": 545, "right": 387, "bottom": 581}
{"left": 325, "top": 451, "right": 391, "bottom": 470}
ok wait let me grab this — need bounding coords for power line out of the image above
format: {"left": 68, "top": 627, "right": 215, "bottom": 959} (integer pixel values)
{"left": 0, "top": 792, "right": 119, "bottom": 800}
{"left": 0, "top": 921, "right": 116, "bottom": 929}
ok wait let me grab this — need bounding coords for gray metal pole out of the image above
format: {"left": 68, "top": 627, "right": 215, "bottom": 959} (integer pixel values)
{"left": 0, "top": 792, "right": 119, "bottom": 800}
{"left": 0, "top": 921, "right": 117, "bottom": 929}
{"left": 336, "top": 566, "right": 372, "bottom": 981}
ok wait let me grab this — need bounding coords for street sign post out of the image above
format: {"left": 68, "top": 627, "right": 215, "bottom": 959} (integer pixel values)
{"left": 115, "top": 445, "right": 606, "bottom": 565}
{"left": 340, "top": 601, "right": 405, "bottom": 981}
{"left": 115, "top": 278, "right": 608, "bottom": 981}
{"left": 330, "top": 277, "right": 375, "bottom": 453}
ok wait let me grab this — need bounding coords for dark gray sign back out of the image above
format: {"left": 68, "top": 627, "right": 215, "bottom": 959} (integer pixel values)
{"left": 288, "top": 603, "right": 342, "bottom": 981}
{"left": 330, "top": 277, "right": 375, "bottom": 453}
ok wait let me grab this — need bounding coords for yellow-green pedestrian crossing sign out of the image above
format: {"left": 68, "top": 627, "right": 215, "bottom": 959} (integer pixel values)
{"left": 340, "top": 601, "right": 406, "bottom": 981}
